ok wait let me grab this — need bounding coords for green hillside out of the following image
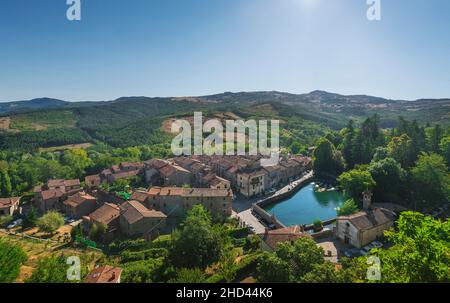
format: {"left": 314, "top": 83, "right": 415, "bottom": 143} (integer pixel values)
{"left": 0, "top": 91, "right": 449, "bottom": 152}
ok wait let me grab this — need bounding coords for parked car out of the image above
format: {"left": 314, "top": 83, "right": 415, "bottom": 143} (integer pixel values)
{"left": 369, "top": 241, "right": 383, "bottom": 249}
{"left": 359, "top": 245, "right": 372, "bottom": 256}
{"left": 267, "top": 188, "right": 276, "bottom": 195}
{"left": 7, "top": 219, "right": 23, "bottom": 229}
{"left": 64, "top": 216, "right": 74, "bottom": 224}
{"left": 343, "top": 248, "right": 361, "bottom": 258}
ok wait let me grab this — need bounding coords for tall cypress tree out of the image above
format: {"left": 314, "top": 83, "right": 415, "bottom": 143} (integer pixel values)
{"left": 0, "top": 169, "right": 12, "bottom": 198}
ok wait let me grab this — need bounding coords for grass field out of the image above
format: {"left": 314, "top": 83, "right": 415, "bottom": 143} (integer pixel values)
{"left": 9, "top": 110, "right": 78, "bottom": 131}
{"left": 0, "top": 230, "right": 105, "bottom": 282}
{"left": 38, "top": 142, "right": 93, "bottom": 152}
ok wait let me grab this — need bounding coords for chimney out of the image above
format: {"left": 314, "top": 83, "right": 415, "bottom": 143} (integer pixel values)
{"left": 362, "top": 190, "right": 373, "bottom": 210}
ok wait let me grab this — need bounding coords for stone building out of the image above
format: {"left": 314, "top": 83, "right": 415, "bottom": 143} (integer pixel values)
{"left": 334, "top": 191, "right": 396, "bottom": 248}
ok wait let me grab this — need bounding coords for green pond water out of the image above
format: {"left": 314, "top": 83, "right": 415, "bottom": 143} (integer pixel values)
{"left": 264, "top": 182, "right": 344, "bottom": 226}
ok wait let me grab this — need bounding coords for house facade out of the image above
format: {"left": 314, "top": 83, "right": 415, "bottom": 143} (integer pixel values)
{"left": 335, "top": 192, "right": 396, "bottom": 248}
{"left": 63, "top": 192, "right": 98, "bottom": 219}
{"left": 120, "top": 200, "right": 167, "bottom": 238}
{"left": 0, "top": 197, "right": 20, "bottom": 216}
{"left": 82, "top": 203, "right": 121, "bottom": 241}
{"left": 237, "top": 169, "right": 267, "bottom": 197}
{"left": 33, "top": 179, "right": 82, "bottom": 214}
{"left": 146, "top": 187, "right": 233, "bottom": 218}
{"left": 258, "top": 225, "right": 311, "bottom": 252}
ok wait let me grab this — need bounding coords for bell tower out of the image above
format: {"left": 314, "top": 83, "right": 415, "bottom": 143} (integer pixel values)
{"left": 363, "top": 190, "right": 373, "bottom": 210}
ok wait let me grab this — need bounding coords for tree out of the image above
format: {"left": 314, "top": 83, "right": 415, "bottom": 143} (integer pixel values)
{"left": 300, "top": 261, "right": 345, "bottom": 283}
{"left": 37, "top": 211, "right": 64, "bottom": 234}
{"left": 371, "top": 147, "right": 389, "bottom": 163}
{"left": 387, "top": 134, "right": 415, "bottom": 168}
{"left": 439, "top": 136, "right": 450, "bottom": 166}
{"left": 61, "top": 149, "right": 93, "bottom": 178}
{"left": 337, "top": 168, "right": 376, "bottom": 203}
{"left": 256, "top": 252, "right": 291, "bottom": 283}
{"left": 0, "top": 169, "right": 12, "bottom": 197}
{"left": 342, "top": 120, "right": 356, "bottom": 168}
{"left": 276, "top": 237, "right": 325, "bottom": 279}
{"left": 257, "top": 237, "right": 327, "bottom": 282}
{"left": 313, "top": 138, "right": 345, "bottom": 177}
{"left": 376, "top": 212, "right": 450, "bottom": 282}
{"left": 0, "top": 215, "right": 13, "bottom": 227}
{"left": 0, "top": 239, "right": 27, "bottom": 283}
{"left": 169, "top": 268, "right": 207, "bottom": 283}
{"left": 26, "top": 255, "right": 73, "bottom": 283}
{"left": 337, "top": 199, "right": 359, "bottom": 216}
{"left": 411, "top": 153, "right": 450, "bottom": 209}
{"left": 170, "top": 205, "right": 231, "bottom": 269}
{"left": 24, "top": 206, "right": 38, "bottom": 228}
{"left": 369, "top": 158, "right": 406, "bottom": 203}
{"left": 217, "top": 250, "right": 237, "bottom": 283}
{"left": 121, "top": 258, "right": 171, "bottom": 283}
{"left": 351, "top": 115, "right": 385, "bottom": 165}
{"left": 111, "top": 178, "right": 130, "bottom": 192}
{"left": 290, "top": 142, "right": 302, "bottom": 155}
{"left": 428, "top": 124, "right": 444, "bottom": 153}
{"left": 88, "top": 223, "right": 107, "bottom": 242}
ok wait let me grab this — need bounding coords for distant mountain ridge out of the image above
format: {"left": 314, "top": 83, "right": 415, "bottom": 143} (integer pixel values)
{"left": 0, "top": 98, "right": 69, "bottom": 114}
{"left": 1, "top": 91, "right": 448, "bottom": 129}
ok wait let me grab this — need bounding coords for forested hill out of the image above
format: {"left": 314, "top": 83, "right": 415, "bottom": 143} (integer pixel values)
{"left": 0, "top": 91, "right": 449, "bottom": 151}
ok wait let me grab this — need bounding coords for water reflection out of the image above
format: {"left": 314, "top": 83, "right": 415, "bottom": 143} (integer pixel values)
{"left": 264, "top": 182, "right": 344, "bottom": 226}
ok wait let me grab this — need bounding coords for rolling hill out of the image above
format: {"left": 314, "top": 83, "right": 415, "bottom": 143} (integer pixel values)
{"left": 0, "top": 91, "right": 449, "bottom": 151}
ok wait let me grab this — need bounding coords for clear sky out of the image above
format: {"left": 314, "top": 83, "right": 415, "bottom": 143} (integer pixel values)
{"left": 0, "top": 0, "right": 449, "bottom": 102}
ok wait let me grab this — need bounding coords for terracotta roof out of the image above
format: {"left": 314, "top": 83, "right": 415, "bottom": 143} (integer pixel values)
{"left": 144, "top": 159, "right": 169, "bottom": 169}
{"left": 337, "top": 208, "right": 395, "bottom": 231}
{"left": 47, "top": 179, "right": 80, "bottom": 188}
{"left": 0, "top": 197, "right": 20, "bottom": 208}
{"left": 159, "top": 164, "right": 190, "bottom": 177}
{"left": 205, "top": 175, "right": 230, "bottom": 187}
{"left": 280, "top": 159, "right": 301, "bottom": 168}
{"left": 182, "top": 188, "right": 232, "bottom": 198}
{"left": 148, "top": 187, "right": 232, "bottom": 198}
{"left": 41, "top": 189, "right": 65, "bottom": 201}
{"left": 63, "top": 192, "right": 96, "bottom": 208}
{"left": 262, "top": 164, "right": 286, "bottom": 173}
{"left": 148, "top": 187, "right": 185, "bottom": 196}
{"left": 84, "top": 265, "right": 123, "bottom": 283}
{"left": 238, "top": 169, "right": 267, "bottom": 179}
{"left": 88, "top": 203, "right": 120, "bottom": 225}
{"left": 121, "top": 200, "right": 167, "bottom": 224}
{"left": 111, "top": 170, "right": 140, "bottom": 179}
{"left": 291, "top": 156, "right": 312, "bottom": 166}
{"left": 258, "top": 226, "right": 310, "bottom": 250}
{"left": 120, "top": 162, "right": 144, "bottom": 169}
{"left": 130, "top": 191, "right": 149, "bottom": 203}
{"left": 85, "top": 174, "right": 101, "bottom": 183}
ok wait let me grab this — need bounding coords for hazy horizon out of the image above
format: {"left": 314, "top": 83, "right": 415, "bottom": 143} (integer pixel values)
{"left": 2, "top": 88, "right": 450, "bottom": 104}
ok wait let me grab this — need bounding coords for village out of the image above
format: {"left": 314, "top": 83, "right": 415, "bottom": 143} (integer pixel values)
{"left": 0, "top": 153, "right": 402, "bottom": 283}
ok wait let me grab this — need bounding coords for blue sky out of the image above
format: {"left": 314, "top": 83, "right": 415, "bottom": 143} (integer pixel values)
{"left": 0, "top": 0, "right": 449, "bottom": 101}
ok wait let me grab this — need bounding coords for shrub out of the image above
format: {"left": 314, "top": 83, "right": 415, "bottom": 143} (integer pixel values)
{"left": 37, "top": 211, "right": 64, "bottom": 234}
{"left": 0, "top": 215, "right": 13, "bottom": 227}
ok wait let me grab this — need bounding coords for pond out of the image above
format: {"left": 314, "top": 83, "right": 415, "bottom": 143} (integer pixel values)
{"left": 263, "top": 182, "right": 344, "bottom": 226}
